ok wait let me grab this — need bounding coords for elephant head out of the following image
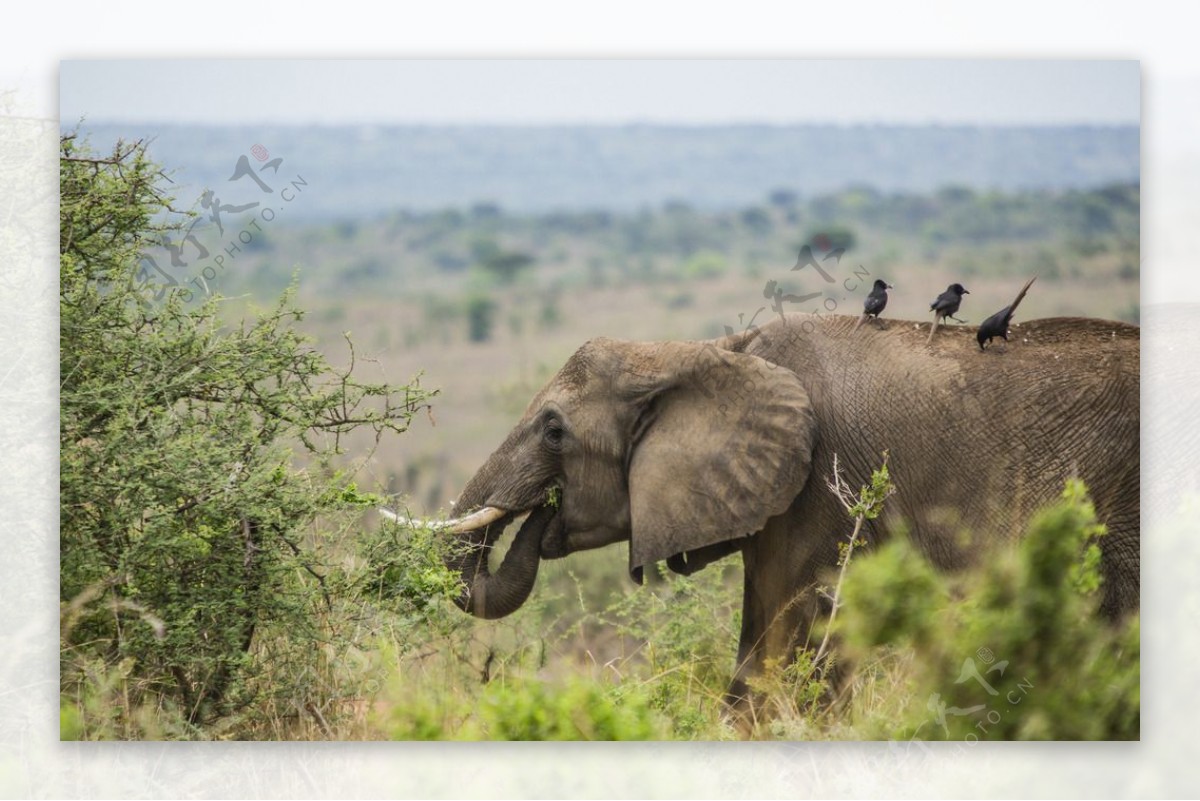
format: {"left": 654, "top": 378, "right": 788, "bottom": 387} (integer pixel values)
{"left": 427, "top": 335, "right": 817, "bottom": 620}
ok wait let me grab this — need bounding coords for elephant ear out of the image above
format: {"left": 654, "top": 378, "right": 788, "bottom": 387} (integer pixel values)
{"left": 626, "top": 341, "right": 816, "bottom": 579}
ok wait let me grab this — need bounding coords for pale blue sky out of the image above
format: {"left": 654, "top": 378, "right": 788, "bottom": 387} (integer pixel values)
{"left": 60, "top": 59, "right": 1139, "bottom": 126}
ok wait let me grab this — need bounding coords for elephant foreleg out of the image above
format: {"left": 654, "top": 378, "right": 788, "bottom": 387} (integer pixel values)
{"left": 725, "top": 511, "right": 842, "bottom": 728}
{"left": 725, "top": 574, "right": 826, "bottom": 730}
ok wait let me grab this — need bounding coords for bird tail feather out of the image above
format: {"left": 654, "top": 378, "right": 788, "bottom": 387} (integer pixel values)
{"left": 1008, "top": 276, "right": 1037, "bottom": 316}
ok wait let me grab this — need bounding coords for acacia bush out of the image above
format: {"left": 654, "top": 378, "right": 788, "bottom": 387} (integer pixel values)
{"left": 59, "top": 135, "right": 435, "bottom": 736}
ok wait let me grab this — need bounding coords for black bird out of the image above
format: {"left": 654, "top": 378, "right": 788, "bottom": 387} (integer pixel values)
{"left": 854, "top": 279, "right": 893, "bottom": 331}
{"left": 976, "top": 277, "right": 1037, "bottom": 351}
{"left": 927, "top": 283, "right": 970, "bottom": 343}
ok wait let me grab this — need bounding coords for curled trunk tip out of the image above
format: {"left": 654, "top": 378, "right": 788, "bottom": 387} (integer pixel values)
{"left": 451, "top": 504, "right": 556, "bottom": 620}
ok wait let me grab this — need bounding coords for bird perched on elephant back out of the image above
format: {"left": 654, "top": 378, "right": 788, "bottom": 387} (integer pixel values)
{"left": 928, "top": 282, "right": 970, "bottom": 342}
{"left": 978, "top": 277, "right": 1037, "bottom": 350}
{"left": 395, "top": 312, "right": 1139, "bottom": 720}
{"left": 854, "top": 279, "right": 893, "bottom": 331}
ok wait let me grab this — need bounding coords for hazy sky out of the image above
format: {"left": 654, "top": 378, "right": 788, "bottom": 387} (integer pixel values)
{"left": 60, "top": 59, "right": 1140, "bottom": 126}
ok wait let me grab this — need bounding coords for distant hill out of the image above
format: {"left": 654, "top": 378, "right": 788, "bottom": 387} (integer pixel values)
{"left": 69, "top": 123, "right": 1139, "bottom": 220}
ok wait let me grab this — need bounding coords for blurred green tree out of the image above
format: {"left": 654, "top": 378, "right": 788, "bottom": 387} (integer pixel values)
{"left": 471, "top": 237, "right": 535, "bottom": 284}
{"left": 466, "top": 293, "right": 498, "bottom": 342}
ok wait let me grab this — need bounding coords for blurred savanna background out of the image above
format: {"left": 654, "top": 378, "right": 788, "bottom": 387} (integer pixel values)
{"left": 59, "top": 60, "right": 1140, "bottom": 741}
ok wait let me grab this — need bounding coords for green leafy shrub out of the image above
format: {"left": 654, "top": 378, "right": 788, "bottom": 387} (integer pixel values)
{"left": 380, "top": 672, "right": 670, "bottom": 741}
{"left": 474, "top": 677, "right": 670, "bottom": 740}
{"left": 358, "top": 517, "right": 466, "bottom": 635}
{"left": 838, "top": 480, "right": 1139, "bottom": 741}
{"left": 600, "top": 560, "right": 742, "bottom": 739}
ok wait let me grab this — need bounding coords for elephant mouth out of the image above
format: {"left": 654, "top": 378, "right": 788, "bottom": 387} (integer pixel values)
{"left": 497, "top": 508, "right": 564, "bottom": 561}
{"left": 536, "top": 506, "right": 568, "bottom": 559}
{"left": 470, "top": 489, "right": 566, "bottom": 561}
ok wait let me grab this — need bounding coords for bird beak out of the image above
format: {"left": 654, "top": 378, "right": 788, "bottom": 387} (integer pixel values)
{"left": 887, "top": 283, "right": 895, "bottom": 289}
{"left": 963, "top": 289, "right": 971, "bottom": 294}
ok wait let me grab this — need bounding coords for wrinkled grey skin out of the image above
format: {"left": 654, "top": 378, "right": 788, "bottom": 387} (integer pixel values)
{"left": 446, "top": 313, "right": 1140, "bottom": 706}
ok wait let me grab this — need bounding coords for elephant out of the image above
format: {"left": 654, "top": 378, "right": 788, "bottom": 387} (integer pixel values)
{"left": 412, "top": 312, "right": 1140, "bottom": 709}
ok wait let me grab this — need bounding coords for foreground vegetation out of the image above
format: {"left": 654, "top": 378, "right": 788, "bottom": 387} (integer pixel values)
{"left": 367, "top": 478, "right": 1137, "bottom": 742}
{"left": 59, "top": 136, "right": 1138, "bottom": 741}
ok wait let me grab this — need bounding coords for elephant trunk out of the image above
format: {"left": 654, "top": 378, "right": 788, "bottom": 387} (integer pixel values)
{"left": 445, "top": 503, "right": 553, "bottom": 620}
{"left": 434, "top": 418, "right": 560, "bottom": 619}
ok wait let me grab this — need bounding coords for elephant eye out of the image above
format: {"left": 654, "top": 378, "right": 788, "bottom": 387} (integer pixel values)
{"left": 543, "top": 421, "right": 564, "bottom": 448}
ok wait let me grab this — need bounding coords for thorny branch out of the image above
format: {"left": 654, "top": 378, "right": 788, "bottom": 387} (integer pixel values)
{"left": 814, "top": 451, "right": 896, "bottom": 673}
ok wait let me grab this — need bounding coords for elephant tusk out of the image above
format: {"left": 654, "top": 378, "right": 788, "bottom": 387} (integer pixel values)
{"left": 378, "top": 505, "right": 508, "bottom": 534}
